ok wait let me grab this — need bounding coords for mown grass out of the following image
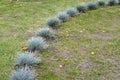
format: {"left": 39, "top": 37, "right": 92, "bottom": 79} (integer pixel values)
{"left": 39, "top": 6, "right": 120, "bottom": 80}
{"left": 0, "top": 0, "right": 120, "bottom": 80}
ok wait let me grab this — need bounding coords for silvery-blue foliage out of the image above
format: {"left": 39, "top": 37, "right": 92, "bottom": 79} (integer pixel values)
{"left": 108, "top": 0, "right": 117, "bottom": 6}
{"left": 97, "top": 0, "right": 106, "bottom": 7}
{"left": 87, "top": 2, "right": 98, "bottom": 10}
{"left": 15, "top": 53, "right": 41, "bottom": 66}
{"left": 66, "top": 8, "right": 78, "bottom": 17}
{"left": 76, "top": 4, "right": 88, "bottom": 13}
{"left": 36, "top": 28, "right": 55, "bottom": 40}
{"left": 46, "top": 18, "right": 60, "bottom": 29}
{"left": 28, "top": 37, "right": 48, "bottom": 52}
{"left": 118, "top": 0, "right": 120, "bottom": 4}
{"left": 57, "top": 12, "right": 69, "bottom": 22}
{"left": 10, "top": 67, "right": 36, "bottom": 80}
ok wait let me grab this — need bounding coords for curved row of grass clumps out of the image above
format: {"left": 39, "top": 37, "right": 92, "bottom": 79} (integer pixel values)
{"left": 10, "top": 0, "right": 120, "bottom": 80}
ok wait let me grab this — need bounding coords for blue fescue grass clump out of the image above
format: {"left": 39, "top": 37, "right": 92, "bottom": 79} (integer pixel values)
{"left": 36, "top": 27, "right": 55, "bottom": 40}
{"left": 57, "top": 12, "right": 69, "bottom": 22}
{"left": 66, "top": 8, "right": 78, "bottom": 17}
{"left": 87, "top": 2, "right": 98, "bottom": 10}
{"left": 108, "top": 0, "right": 117, "bottom": 6}
{"left": 97, "top": 0, "right": 106, "bottom": 7}
{"left": 118, "top": 0, "right": 120, "bottom": 4}
{"left": 116, "top": 0, "right": 120, "bottom": 5}
{"left": 15, "top": 53, "right": 41, "bottom": 67}
{"left": 10, "top": 67, "right": 36, "bottom": 80}
{"left": 46, "top": 18, "right": 60, "bottom": 29}
{"left": 76, "top": 4, "right": 88, "bottom": 13}
{"left": 28, "top": 37, "right": 48, "bottom": 52}
{"left": 119, "top": 0, "right": 120, "bottom": 5}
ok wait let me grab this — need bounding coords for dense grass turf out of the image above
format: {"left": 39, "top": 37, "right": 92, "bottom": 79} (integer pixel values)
{"left": 0, "top": 0, "right": 120, "bottom": 80}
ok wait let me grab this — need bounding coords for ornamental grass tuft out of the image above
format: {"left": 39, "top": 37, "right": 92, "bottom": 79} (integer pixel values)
{"left": 28, "top": 37, "right": 48, "bottom": 52}
{"left": 87, "top": 2, "right": 98, "bottom": 10}
{"left": 119, "top": 0, "right": 120, "bottom": 5}
{"left": 10, "top": 67, "right": 36, "bottom": 80}
{"left": 97, "top": 0, "right": 106, "bottom": 7}
{"left": 108, "top": 0, "right": 117, "bottom": 6}
{"left": 66, "top": 8, "right": 78, "bottom": 17}
{"left": 57, "top": 12, "right": 69, "bottom": 22}
{"left": 76, "top": 4, "right": 88, "bottom": 13}
{"left": 36, "top": 27, "right": 56, "bottom": 40}
{"left": 46, "top": 18, "right": 60, "bottom": 29}
{"left": 15, "top": 53, "right": 41, "bottom": 67}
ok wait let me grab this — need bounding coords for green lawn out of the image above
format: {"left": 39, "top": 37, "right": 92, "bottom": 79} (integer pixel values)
{"left": 0, "top": 0, "right": 120, "bottom": 80}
